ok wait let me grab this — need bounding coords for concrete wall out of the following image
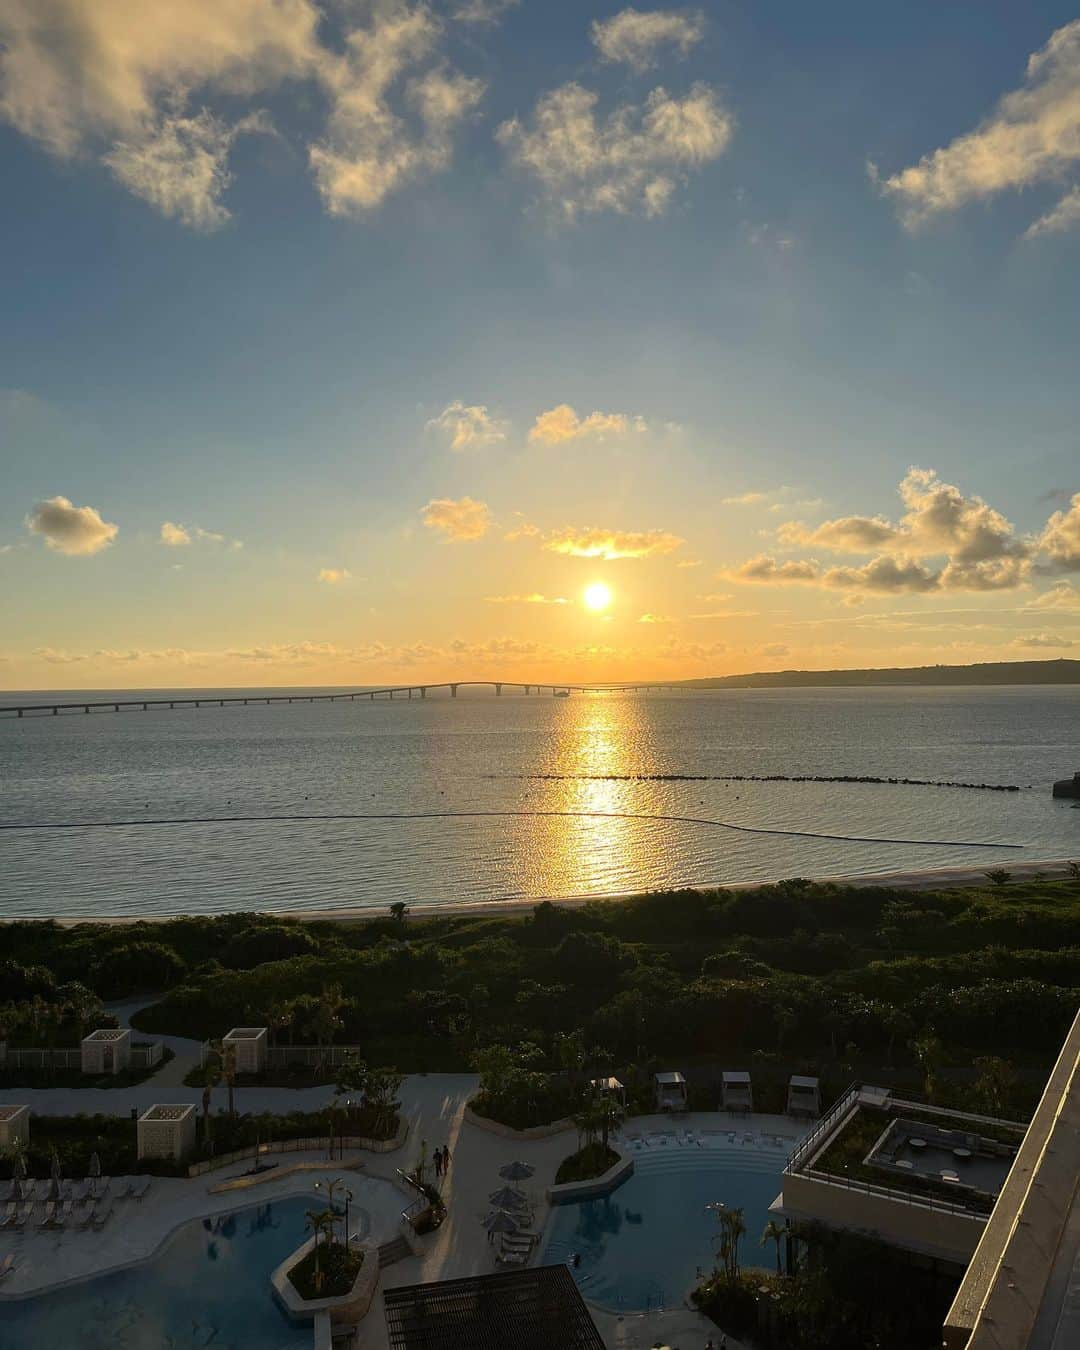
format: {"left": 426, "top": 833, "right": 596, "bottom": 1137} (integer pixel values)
{"left": 780, "top": 1170, "right": 986, "bottom": 1263}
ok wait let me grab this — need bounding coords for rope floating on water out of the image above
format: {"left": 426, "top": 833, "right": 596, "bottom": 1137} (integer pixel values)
{"left": 488, "top": 773, "right": 1025, "bottom": 792}
{"left": 0, "top": 809, "right": 1023, "bottom": 849}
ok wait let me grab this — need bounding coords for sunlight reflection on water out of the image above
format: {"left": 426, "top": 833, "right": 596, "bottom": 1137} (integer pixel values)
{"left": 1, "top": 686, "right": 1077, "bottom": 917}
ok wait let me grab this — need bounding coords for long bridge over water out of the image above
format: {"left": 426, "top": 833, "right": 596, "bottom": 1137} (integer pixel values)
{"left": 0, "top": 680, "right": 698, "bottom": 718}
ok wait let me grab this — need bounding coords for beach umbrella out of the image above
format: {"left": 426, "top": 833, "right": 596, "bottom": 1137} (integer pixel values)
{"left": 499, "top": 1160, "right": 534, "bottom": 1181}
{"left": 488, "top": 1185, "right": 528, "bottom": 1209}
{"left": 13, "top": 1154, "right": 26, "bottom": 1183}
{"left": 47, "top": 1175, "right": 61, "bottom": 1202}
{"left": 50, "top": 1150, "right": 62, "bottom": 1184}
{"left": 88, "top": 1152, "right": 101, "bottom": 1180}
{"left": 482, "top": 1209, "right": 520, "bottom": 1234}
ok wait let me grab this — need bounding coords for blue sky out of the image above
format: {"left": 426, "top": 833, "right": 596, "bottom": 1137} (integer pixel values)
{"left": 1, "top": 2, "right": 1079, "bottom": 687}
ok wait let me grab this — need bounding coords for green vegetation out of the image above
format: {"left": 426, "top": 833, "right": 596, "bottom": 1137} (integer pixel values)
{"left": 554, "top": 1142, "right": 620, "bottom": 1184}
{"left": 2, "top": 878, "right": 1077, "bottom": 1124}
{"left": 682, "top": 657, "right": 1080, "bottom": 688}
{"left": 694, "top": 1223, "right": 960, "bottom": 1349}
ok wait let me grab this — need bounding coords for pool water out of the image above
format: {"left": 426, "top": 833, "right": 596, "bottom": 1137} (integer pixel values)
{"left": 0, "top": 1196, "right": 341, "bottom": 1348}
{"left": 542, "top": 1127, "right": 797, "bottom": 1311}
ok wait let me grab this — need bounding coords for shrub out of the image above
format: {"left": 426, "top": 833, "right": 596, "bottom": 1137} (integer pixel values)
{"left": 91, "top": 943, "right": 187, "bottom": 998}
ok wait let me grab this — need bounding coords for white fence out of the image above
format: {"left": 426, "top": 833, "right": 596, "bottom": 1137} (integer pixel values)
{"left": 200, "top": 1042, "right": 365, "bottom": 1070}
{"left": 1, "top": 1047, "right": 82, "bottom": 1069}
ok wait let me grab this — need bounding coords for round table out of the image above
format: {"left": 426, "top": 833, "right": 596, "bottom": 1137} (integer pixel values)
{"left": 909, "top": 1137, "right": 927, "bottom": 1150}
{"left": 953, "top": 1147, "right": 973, "bottom": 1161}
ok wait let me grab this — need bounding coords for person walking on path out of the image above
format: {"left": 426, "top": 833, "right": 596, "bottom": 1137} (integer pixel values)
{"left": 433, "top": 1147, "right": 443, "bottom": 1180}
{"left": 442, "top": 1144, "right": 451, "bottom": 1173}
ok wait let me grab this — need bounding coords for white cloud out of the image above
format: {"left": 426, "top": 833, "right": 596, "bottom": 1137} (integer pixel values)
{"left": 310, "top": 13, "right": 485, "bottom": 216}
{"left": 420, "top": 495, "right": 491, "bottom": 541}
{"left": 591, "top": 8, "right": 705, "bottom": 72}
{"left": 484, "top": 592, "right": 568, "bottom": 605}
{"left": 160, "top": 521, "right": 191, "bottom": 547}
{"left": 160, "top": 520, "right": 241, "bottom": 549}
{"left": 544, "top": 526, "right": 684, "bottom": 560}
{"left": 1028, "top": 580, "right": 1080, "bottom": 610}
{"left": 879, "top": 20, "right": 1080, "bottom": 233}
{"left": 1025, "top": 184, "right": 1080, "bottom": 238}
{"left": 318, "top": 567, "right": 351, "bottom": 584}
{"left": 497, "top": 80, "right": 733, "bottom": 220}
{"left": 427, "top": 400, "right": 508, "bottom": 451}
{"left": 27, "top": 495, "right": 118, "bottom": 556}
{"left": 528, "top": 404, "right": 646, "bottom": 444}
{"left": 0, "top": 0, "right": 484, "bottom": 225}
{"left": 729, "top": 555, "right": 820, "bottom": 584}
{"left": 772, "top": 467, "right": 1034, "bottom": 592}
{"left": 1039, "top": 491, "right": 1080, "bottom": 571}
{"left": 721, "top": 491, "right": 767, "bottom": 505}
{"left": 1011, "top": 632, "right": 1075, "bottom": 649}
{"left": 452, "top": 0, "right": 519, "bottom": 22}
{"left": 104, "top": 109, "right": 272, "bottom": 230}
{"left": 822, "top": 556, "right": 941, "bottom": 595}
{"left": 638, "top": 612, "right": 675, "bottom": 623}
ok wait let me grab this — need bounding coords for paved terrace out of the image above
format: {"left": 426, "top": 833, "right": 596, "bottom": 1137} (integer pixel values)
{"left": 1, "top": 1066, "right": 752, "bottom": 1349}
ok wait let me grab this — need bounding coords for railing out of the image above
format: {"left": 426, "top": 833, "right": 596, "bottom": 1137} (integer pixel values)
{"left": 786, "top": 1082, "right": 860, "bottom": 1170}
{"left": 267, "top": 1045, "right": 365, "bottom": 1069}
{"left": 187, "top": 1133, "right": 393, "bottom": 1177}
{"left": 799, "top": 1165, "right": 990, "bottom": 1219}
{"left": 1, "top": 1047, "right": 83, "bottom": 1069}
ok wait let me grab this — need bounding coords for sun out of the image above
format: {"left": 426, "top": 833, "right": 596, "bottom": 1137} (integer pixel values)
{"left": 583, "top": 581, "right": 613, "bottom": 612}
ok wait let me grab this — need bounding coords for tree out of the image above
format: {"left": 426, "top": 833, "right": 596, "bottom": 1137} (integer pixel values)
{"left": 267, "top": 998, "right": 297, "bottom": 1050}
{"left": 985, "top": 869, "right": 1011, "bottom": 887}
{"left": 761, "top": 1218, "right": 785, "bottom": 1275}
{"left": 305, "top": 1208, "right": 336, "bottom": 1284}
{"left": 221, "top": 925, "right": 316, "bottom": 970}
{"left": 389, "top": 902, "right": 409, "bottom": 929}
{"left": 710, "top": 1205, "right": 747, "bottom": 1280}
{"left": 208, "top": 1039, "right": 239, "bottom": 1115}
{"left": 973, "top": 1056, "right": 1016, "bottom": 1117}
{"left": 365, "top": 1067, "right": 403, "bottom": 1136}
{"left": 882, "top": 1006, "right": 914, "bottom": 1066}
{"left": 91, "top": 942, "right": 186, "bottom": 997}
{"left": 553, "top": 1029, "right": 586, "bottom": 1077}
{"left": 309, "top": 985, "right": 346, "bottom": 1054}
{"left": 201, "top": 1061, "right": 218, "bottom": 1141}
{"left": 910, "top": 1033, "right": 947, "bottom": 1103}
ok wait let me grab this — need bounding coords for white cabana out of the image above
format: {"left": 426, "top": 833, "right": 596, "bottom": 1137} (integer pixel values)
{"left": 722, "top": 1070, "right": 753, "bottom": 1113}
{"left": 81, "top": 1028, "right": 131, "bottom": 1076}
{"left": 222, "top": 1027, "right": 269, "bottom": 1074}
{"left": 590, "top": 1076, "right": 627, "bottom": 1108}
{"left": 786, "top": 1074, "right": 821, "bottom": 1117}
{"left": 654, "top": 1071, "right": 688, "bottom": 1112}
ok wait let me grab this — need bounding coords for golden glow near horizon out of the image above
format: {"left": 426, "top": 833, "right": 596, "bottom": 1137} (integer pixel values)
{"left": 583, "top": 581, "right": 613, "bottom": 613}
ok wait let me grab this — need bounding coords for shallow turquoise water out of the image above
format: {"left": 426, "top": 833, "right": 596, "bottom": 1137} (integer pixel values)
{"left": 542, "top": 1130, "right": 793, "bottom": 1311}
{"left": 0, "top": 1197, "right": 321, "bottom": 1349}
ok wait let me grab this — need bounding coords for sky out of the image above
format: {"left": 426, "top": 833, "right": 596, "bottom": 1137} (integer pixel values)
{"left": 1, "top": 0, "right": 1079, "bottom": 689}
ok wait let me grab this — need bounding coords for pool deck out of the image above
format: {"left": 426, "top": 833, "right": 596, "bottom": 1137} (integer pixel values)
{"left": 0, "top": 1075, "right": 792, "bottom": 1349}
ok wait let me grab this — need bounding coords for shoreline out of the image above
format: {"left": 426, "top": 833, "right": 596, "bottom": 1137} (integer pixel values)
{"left": 31, "top": 856, "right": 1077, "bottom": 927}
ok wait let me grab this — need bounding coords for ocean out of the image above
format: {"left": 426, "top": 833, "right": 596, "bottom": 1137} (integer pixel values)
{"left": 1, "top": 685, "right": 1077, "bottom": 919}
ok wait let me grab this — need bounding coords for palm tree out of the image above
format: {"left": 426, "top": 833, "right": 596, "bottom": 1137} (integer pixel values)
{"left": 910, "top": 1032, "right": 947, "bottom": 1103}
{"left": 267, "top": 999, "right": 296, "bottom": 1050}
{"left": 388, "top": 902, "right": 409, "bottom": 929}
{"left": 200, "top": 1060, "right": 218, "bottom": 1141}
{"left": 309, "top": 985, "right": 346, "bottom": 1063}
{"left": 725, "top": 1207, "right": 746, "bottom": 1278}
{"left": 208, "top": 1040, "right": 239, "bottom": 1115}
{"left": 305, "top": 1208, "right": 336, "bottom": 1282}
{"left": 760, "top": 1218, "right": 785, "bottom": 1274}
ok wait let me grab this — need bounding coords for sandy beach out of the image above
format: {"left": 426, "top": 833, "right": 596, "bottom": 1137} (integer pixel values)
{"left": 40, "top": 855, "right": 1077, "bottom": 927}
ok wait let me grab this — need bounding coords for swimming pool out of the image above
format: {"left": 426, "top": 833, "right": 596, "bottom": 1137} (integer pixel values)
{"left": 542, "top": 1125, "right": 799, "bottom": 1312}
{"left": 0, "top": 1190, "right": 392, "bottom": 1348}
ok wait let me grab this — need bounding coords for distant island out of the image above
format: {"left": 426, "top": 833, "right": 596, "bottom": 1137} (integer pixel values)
{"left": 680, "top": 658, "right": 1080, "bottom": 689}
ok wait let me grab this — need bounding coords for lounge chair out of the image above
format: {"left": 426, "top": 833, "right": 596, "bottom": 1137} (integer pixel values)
{"left": 13, "top": 1205, "right": 32, "bottom": 1231}
{"left": 62, "top": 1199, "right": 75, "bottom": 1223}
{"left": 0, "top": 1255, "right": 14, "bottom": 1281}
{"left": 91, "top": 1200, "right": 113, "bottom": 1230}
{"left": 495, "top": 1248, "right": 528, "bottom": 1266}
{"left": 0, "top": 1202, "right": 16, "bottom": 1229}
{"left": 113, "top": 1178, "right": 132, "bottom": 1200}
{"left": 131, "top": 1177, "right": 151, "bottom": 1201}
{"left": 75, "top": 1204, "right": 95, "bottom": 1231}
{"left": 37, "top": 1202, "right": 56, "bottom": 1229}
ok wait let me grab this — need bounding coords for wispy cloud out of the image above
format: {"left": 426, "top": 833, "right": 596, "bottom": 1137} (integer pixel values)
{"left": 1011, "top": 632, "right": 1075, "bottom": 649}
{"left": 877, "top": 20, "right": 1080, "bottom": 236}
{"left": 591, "top": 8, "right": 705, "bottom": 72}
{"left": 529, "top": 404, "right": 646, "bottom": 444}
{"left": 160, "top": 520, "right": 242, "bottom": 550}
{"left": 420, "top": 495, "right": 491, "bottom": 541}
{"left": 427, "top": 400, "right": 508, "bottom": 451}
{"left": 484, "top": 592, "right": 568, "bottom": 605}
{"left": 27, "top": 495, "right": 118, "bottom": 556}
{"left": 498, "top": 79, "right": 733, "bottom": 220}
{"left": 317, "top": 567, "right": 351, "bottom": 584}
{"left": 544, "top": 526, "right": 684, "bottom": 560}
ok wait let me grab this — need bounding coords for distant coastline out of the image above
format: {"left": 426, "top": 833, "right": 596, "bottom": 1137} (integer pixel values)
{"left": 3, "top": 658, "right": 1079, "bottom": 699}
{"left": 680, "top": 658, "right": 1080, "bottom": 689}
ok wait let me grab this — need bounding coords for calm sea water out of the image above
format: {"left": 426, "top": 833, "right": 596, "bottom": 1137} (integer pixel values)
{"left": 1, "top": 686, "right": 1077, "bottom": 919}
